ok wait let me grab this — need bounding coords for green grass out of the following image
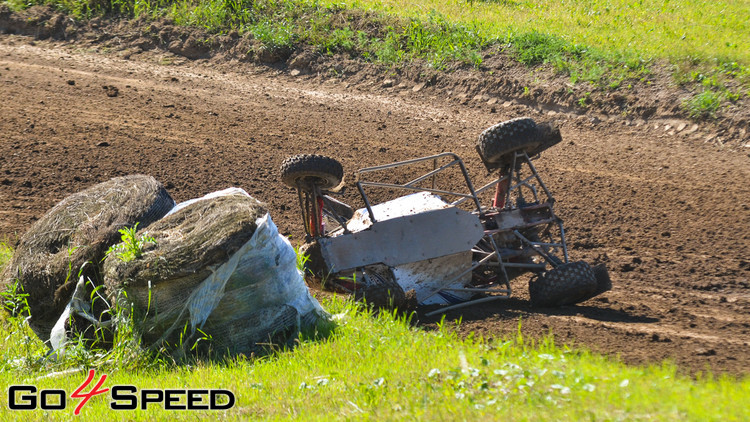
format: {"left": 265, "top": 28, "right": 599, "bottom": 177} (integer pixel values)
{"left": 684, "top": 89, "right": 723, "bottom": 119}
{"left": 336, "top": 0, "right": 750, "bottom": 65}
{"left": 0, "top": 243, "right": 11, "bottom": 272}
{"left": 1, "top": 247, "right": 749, "bottom": 419}
{"left": 1, "top": 258, "right": 749, "bottom": 422}
{"left": 325, "top": 0, "right": 748, "bottom": 116}
{"left": 5, "top": 0, "right": 747, "bottom": 118}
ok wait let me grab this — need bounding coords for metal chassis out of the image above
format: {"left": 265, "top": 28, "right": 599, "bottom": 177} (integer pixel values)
{"left": 294, "top": 151, "right": 571, "bottom": 316}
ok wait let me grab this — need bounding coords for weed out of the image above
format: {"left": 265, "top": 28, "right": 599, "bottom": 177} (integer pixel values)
{"left": 247, "top": 19, "right": 297, "bottom": 59}
{"left": 684, "top": 90, "right": 723, "bottom": 119}
{"left": 578, "top": 92, "right": 591, "bottom": 108}
{"left": 725, "top": 90, "right": 741, "bottom": 103}
{"left": 294, "top": 244, "right": 309, "bottom": 273}
{"left": 1, "top": 278, "right": 29, "bottom": 316}
{"left": 511, "top": 31, "right": 582, "bottom": 67}
{"left": 318, "top": 27, "right": 357, "bottom": 55}
{"left": 0, "top": 242, "right": 12, "bottom": 272}
{"left": 371, "top": 29, "right": 407, "bottom": 64}
{"left": 105, "top": 222, "right": 156, "bottom": 263}
{"left": 0, "top": 266, "right": 171, "bottom": 372}
{"left": 0, "top": 282, "right": 45, "bottom": 370}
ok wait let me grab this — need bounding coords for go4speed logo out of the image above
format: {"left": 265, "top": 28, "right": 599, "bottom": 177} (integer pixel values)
{"left": 7, "top": 369, "right": 235, "bottom": 415}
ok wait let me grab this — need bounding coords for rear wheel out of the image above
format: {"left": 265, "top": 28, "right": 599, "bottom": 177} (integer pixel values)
{"left": 477, "top": 117, "right": 541, "bottom": 166}
{"left": 529, "top": 261, "right": 597, "bottom": 307}
{"left": 280, "top": 154, "right": 343, "bottom": 191}
{"left": 476, "top": 118, "right": 563, "bottom": 168}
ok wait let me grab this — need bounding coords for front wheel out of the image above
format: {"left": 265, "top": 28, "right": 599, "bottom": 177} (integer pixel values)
{"left": 280, "top": 154, "right": 344, "bottom": 191}
{"left": 578, "top": 263, "right": 612, "bottom": 302}
{"left": 528, "top": 261, "right": 597, "bottom": 307}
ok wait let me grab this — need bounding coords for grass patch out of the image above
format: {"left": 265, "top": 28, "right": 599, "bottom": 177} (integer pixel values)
{"left": 163, "top": 0, "right": 489, "bottom": 69}
{"left": 676, "top": 60, "right": 747, "bottom": 119}
{"left": 1, "top": 288, "right": 749, "bottom": 420}
{"left": 333, "top": 0, "right": 750, "bottom": 64}
{"left": 507, "top": 30, "right": 648, "bottom": 88}
{"left": 325, "top": 0, "right": 748, "bottom": 102}
{"left": 684, "top": 90, "right": 723, "bottom": 120}
{"left": 4, "top": 0, "right": 749, "bottom": 102}
{"left": 0, "top": 242, "right": 12, "bottom": 272}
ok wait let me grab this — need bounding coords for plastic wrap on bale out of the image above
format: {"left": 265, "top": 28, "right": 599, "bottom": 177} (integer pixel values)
{"left": 102, "top": 188, "right": 328, "bottom": 357}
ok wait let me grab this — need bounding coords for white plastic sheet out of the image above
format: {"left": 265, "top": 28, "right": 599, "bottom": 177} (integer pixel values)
{"left": 149, "top": 189, "right": 327, "bottom": 352}
{"left": 53, "top": 188, "right": 327, "bottom": 354}
{"left": 177, "top": 212, "right": 326, "bottom": 342}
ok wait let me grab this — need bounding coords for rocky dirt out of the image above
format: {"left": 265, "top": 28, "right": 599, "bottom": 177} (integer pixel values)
{"left": 1, "top": 12, "right": 749, "bottom": 376}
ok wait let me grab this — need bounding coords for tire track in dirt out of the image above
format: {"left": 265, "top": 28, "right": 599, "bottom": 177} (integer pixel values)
{"left": 554, "top": 315, "right": 749, "bottom": 346}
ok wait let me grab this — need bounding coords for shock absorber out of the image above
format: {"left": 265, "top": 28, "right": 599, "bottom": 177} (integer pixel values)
{"left": 492, "top": 164, "right": 511, "bottom": 208}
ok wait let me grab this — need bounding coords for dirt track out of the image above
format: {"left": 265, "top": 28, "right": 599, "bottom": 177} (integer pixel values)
{"left": 1, "top": 34, "right": 749, "bottom": 376}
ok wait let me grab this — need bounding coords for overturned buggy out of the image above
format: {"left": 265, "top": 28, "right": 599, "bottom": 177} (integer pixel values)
{"left": 281, "top": 118, "right": 611, "bottom": 315}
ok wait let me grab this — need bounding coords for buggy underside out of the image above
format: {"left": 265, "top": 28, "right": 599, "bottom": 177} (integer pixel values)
{"left": 281, "top": 118, "right": 611, "bottom": 314}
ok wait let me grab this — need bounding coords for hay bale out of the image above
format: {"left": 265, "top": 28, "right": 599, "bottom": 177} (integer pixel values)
{"left": 104, "top": 190, "right": 327, "bottom": 357}
{"left": 103, "top": 192, "right": 268, "bottom": 348}
{"left": 0, "top": 175, "right": 174, "bottom": 343}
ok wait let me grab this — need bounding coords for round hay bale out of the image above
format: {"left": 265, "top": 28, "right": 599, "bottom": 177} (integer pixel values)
{"left": 103, "top": 192, "right": 268, "bottom": 350}
{"left": 0, "top": 175, "right": 174, "bottom": 343}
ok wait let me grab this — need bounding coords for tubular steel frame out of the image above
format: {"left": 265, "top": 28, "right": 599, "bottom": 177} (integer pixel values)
{"left": 295, "top": 150, "right": 571, "bottom": 316}
{"left": 354, "top": 153, "right": 512, "bottom": 314}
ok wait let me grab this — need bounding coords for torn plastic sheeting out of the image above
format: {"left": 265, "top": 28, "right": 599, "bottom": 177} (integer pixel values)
{"left": 49, "top": 277, "right": 87, "bottom": 351}
{"left": 165, "top": 186, "right": 250, "bottom": 217}
{"left": 49, "top": 186, "right": 328, "bottom": 355}
{"left": 179, "top": 212, "right": 326, "bottom": 339}
{"left": 50, "top": 275, "right": 111, "bottom": 351}
{"left": 139, "top": 191, "right": 327, "bottom": 353}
